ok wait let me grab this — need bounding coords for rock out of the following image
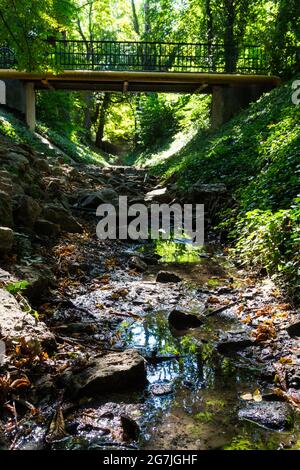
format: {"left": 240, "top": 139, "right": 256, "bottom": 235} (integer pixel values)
{"left": 17, "top": 265, "right": 55, "bottom": 300}
{"left": 191, "top": 183, "right": 227, "bottom": 199}
{"left": 41, "top": 204, "right": 83, "bottom": 233}
{"left": 285, "top": 363, "right": 300, "bottom": 389}
{"left": 120, "top": 415, "right": 140, "bottom": 441}
{"left": 33, "top": 159, "right": 50, "bottom": 173}
{"left": 3, "top": 152, "right": 30, "bottom": 173}
{"left": 0, "top": 190, "right": 13, "bottom": 227}
{"left": 35, "top": 218, "right": 60, "bottom": 237}
{"left": 0, "top": 227, "right": 13, "bottom": 253}
{"left": 144, "top": 187, "right": 170, "bottom": 203}
{"left": 168, "top": 309, "right": 203, "bottom": 329}
{"left": 217, "top": 331, "right": 255, "bottom": 354}
{"left": 238, "top": 402, "right": 294, "bottom": 431}
{"left": 62, "top": 349, "right": 147, "bottom": 398}
{"left": 286, "top": 320, "right": 300, "bottom": 338}
{"left": 78, "top": 188, "right": 119, "bottom": 210}
{"left": 150, "top": 383, "right": 174, "bottom": 396}
{"left": 0, "top": 288, "right": 56, "bottom": 352}
{"left": 14, "top": 195, "right": 41, "bottom": 229}
{"left": 128, "top": 256, "right": 148, "bottom": 272}
{"left": 156, "top": 271, "right": 182, "bottom": 283}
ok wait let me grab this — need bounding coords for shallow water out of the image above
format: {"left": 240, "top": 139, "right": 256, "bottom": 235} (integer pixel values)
{"left": 14, "top": 238, "right": 300, "bottom": 451}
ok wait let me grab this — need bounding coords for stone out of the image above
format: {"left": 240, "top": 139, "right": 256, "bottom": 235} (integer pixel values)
{"left": 144, "top": 187, "right": 170, "bottom": 203}
{"left": 0, "top": 288, "right": 56, "bottom": 352}
{"left": 0, "top": 227, "right": 13, "bottom": 253}
{"left": 217, "top": 331, "right": 255, "bottom": 354}
{"left": 0, "top": 190, "right": 13, "bottom": 227}
{"left": 41, "top": 204, "right": 83, "bottom": 233}
{"left": 285, "top": 363, "right": 300, "bottom": 389}
{"left": 17, "top": 265, "right": 55, "bottom": 300}
{"left": 286, "top": 320, "right": 300, "bottom": 338}
{"left": 150, "top": 383, "right": 174, "bottom": 396}
{"left": 120, "top": 415, "right": 140, "bottom": 441}
{"left": 128, "top": 256, "right": 148, "bottom": 273}
{"left": 35, "top": 218, "right": 60, "bottom": 237}
{"left": 62, "top": 349, "right": 147, "bottom": 398}
{"left": 3, "top": 152, "right": 30, "bottom": 172}
{"left": 238, "top": 402, "right": 294, "bottom": 431}
{"left": 78, "top": 188, "right": 119, "bottom": 210}
{"left": 33, "top": 159, "right": 50, "bottom": 173}
{"left": 14, "top": 195, "right": 41, "bottom": 229}
{"left": 156, "top": 271, "right": 182, "bottom": 283}
{"left": 168, "top": 309, "right": 203, "bottom": 330}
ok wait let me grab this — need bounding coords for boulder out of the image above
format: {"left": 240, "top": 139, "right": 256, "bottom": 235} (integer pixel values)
{"left": 14, "top": 195, "right": 41, "bottom": 229}
{"left": 0, "top": 190, "right": 13, "bottom": 227}
{"left": 144, "top": 187, "right": 170, "bottom": 203}
{"left": 62, "top": 349, "right": 147, "bottom": 398}
{"left": 41, "top": 204, "right": 83, "bottom": 233}
{"left": 128, "top": 256, "right": 148, "bottom": 273}
{"left": 217, "top": 331, "right": 255, "bottom": 354}
{"left": 286, "top": 320, "right": 300, "bottom": 338}
{"left": 0, "top": 227, "right": 13, "bottom": 253}
{"left": 17, "top": 265, "right": 55, "bottom": 301}
{"left": 168, "top": 309, "right": 203, "bottom": 330}
{"left": 0, "top": 288, "right": 56, "bottom": 352}
{"left": 78, "top": 188, "right": 119, "bottom": 210}
{"left": 156, "top": 271, "right": 182, "bottom": 283}
{"left": 33, "top": 159, "right": 50, "bottom": 173}
{"left": 3, "top": 152, "right": 30, "bottom": 173}
{"left": 238, "top": 402, "right": 294, "bottom": 431}
{"left": 35, "top": 218, "right": 60, "bottom": 237}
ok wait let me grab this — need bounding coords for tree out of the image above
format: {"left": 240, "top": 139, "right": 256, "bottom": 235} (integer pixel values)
{"left": 0, "top": 0, "right": 76, "bottom": 70}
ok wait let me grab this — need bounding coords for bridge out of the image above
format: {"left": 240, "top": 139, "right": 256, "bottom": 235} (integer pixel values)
{"left": 0, "top": 39, "right": 294, "bottom": 131}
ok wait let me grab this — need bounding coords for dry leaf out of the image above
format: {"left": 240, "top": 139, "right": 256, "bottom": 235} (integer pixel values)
{"left": 46, "top": 405, "right": 67, "bottom": 443}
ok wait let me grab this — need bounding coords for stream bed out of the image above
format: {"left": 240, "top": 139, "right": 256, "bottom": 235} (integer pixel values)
{"left": 13, "top": 238, "right": 300, "bottom": 451}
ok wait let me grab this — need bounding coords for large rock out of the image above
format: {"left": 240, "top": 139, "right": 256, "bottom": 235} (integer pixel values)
{"left": 62, "top": 349, "right": 147, "bottom": 398}
{"left": 156, "top": 271, "right": 182, "bottom": 283}
{"left": 168, "top": 309, "right": 203, "bottom": 330}
{"left": 77, "top": 188, "right": 119, "bottom": 210}
{"left": 0, "top": 227, "right": 13, "bottom": 253}
{"left": 14, "top": 195, "right": 41, "bottom": 229}
{"left": 128, "top": 256, "right": 148, "bottom": 273}
{"left": 238, "top": 402, "right": 294, "bottom": 431}
{"left": 2, "top": 152, "right": 30, "bottom": 173}
{"left": 217, "top": 331, "right": 255, "bottom": 354}
{"left": 41, "top": 204, "right": 83, "bottom": 233}
{"left": 286, "top": 320, "right": 300, "bottom": 338}
{"left": 35, "top": 218, "right": 60, "bottom": 237}
{"left": 0, "top": 190, "right": 13, "bottom": 227}
{"left": 17, "top": 265, "right": 55, "bottom": 301}
{"left": 144, "top": 187, "right": 170, "bottom": 203}
{"left": 0, "top": 288, "right": 56, "bottom": 352}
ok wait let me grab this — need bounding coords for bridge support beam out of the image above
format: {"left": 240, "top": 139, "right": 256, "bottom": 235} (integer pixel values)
{"left": 24, "top": 82, "right": 36, "bottom": 132}
{"left": 211, "top": 84, "right": 273, "bottom": 131}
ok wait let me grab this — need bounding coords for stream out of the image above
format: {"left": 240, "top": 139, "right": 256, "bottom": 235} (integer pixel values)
{"left": 9, "top": 167, "right": 300, "bottom": 451}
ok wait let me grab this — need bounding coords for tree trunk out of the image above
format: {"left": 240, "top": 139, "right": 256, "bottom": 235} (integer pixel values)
{"left": 95, "top": 93, "right": 110, "bottom": 149}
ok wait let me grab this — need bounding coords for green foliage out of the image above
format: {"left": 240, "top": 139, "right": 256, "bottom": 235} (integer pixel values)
{"left": 233, "top": 203, "right": 300, "bottom": 300}
{"left": 37, "top": 124, "right": 108, "bottom": 165}
{"left": 0, "top": 108, "right": 107, "bottom": 166}
{"left": 6, "top": 280, "right": 29, "bottom": 294}
{"left": 147, "top": 81, "right": 300, "bottom": 301}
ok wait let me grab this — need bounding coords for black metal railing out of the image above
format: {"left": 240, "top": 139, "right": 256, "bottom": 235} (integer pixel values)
{"left": 50, "top": 40, "right": 269, "bottom": 74}
{"left": 0, "top": 40, "right": 299, "bottom": 75}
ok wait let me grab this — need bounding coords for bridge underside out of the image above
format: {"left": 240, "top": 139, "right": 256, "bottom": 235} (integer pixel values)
{"left": 0, "top": 70, "right": 280, "bottom": 93}
{"left": 0, "top": 70, "right": 281, "bottom": 132}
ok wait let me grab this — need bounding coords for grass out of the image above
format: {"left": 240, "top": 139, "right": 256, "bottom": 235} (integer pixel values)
{"left": 142, "top": 81, "right": 300, "bottom": 301}
{"left": 0, "top": 108, "right": 108, "bottom": 166}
